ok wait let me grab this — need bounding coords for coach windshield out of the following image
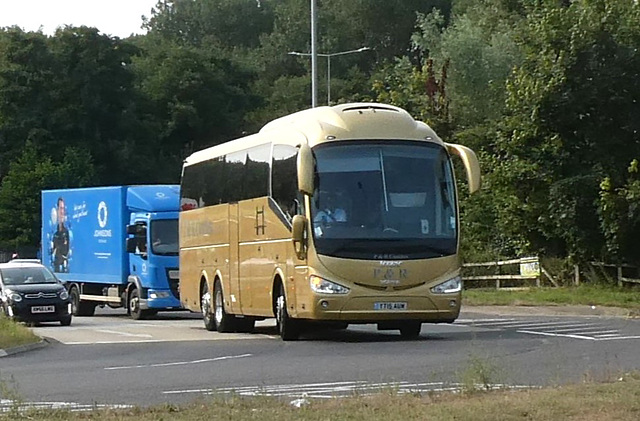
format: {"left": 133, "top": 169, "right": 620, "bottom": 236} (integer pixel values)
{"left": 311, "top": 141, "right": 457, "bottom": 260}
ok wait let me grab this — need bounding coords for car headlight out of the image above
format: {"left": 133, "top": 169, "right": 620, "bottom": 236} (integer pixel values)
{"left": 5, "top": 289, "right": 22, "bottom": 302}
{"left": 59, "top": 289, "right": 69, "bottom": 300}
{"left": 430, "top": 276, "right": 462, "bottom": 294}
{"left": 309, "top": 275, "right": 350, "bottom": 294}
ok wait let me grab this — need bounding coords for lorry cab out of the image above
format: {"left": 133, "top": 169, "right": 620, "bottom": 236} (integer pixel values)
{"left": 125, "top": 186, "right": 181, "bottom": 319}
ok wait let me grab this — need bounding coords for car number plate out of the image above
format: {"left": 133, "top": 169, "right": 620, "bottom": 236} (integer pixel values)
{"left": 374, "top": 301, "right": 407, "bottom": 310}
{"left": 31, "top": 305, "right": 55, "bottom": 314}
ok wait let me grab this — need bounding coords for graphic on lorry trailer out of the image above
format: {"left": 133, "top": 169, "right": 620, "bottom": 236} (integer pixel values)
{"left": 42, "top": 188, "right": 125, "bottom": 281}
{"left": 49, "top": 196, "right": 71, "bottom": 273}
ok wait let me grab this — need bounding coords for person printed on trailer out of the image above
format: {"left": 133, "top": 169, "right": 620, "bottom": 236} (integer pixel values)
{"left": 52, "top": 197, "right": 70, "bottom": 273}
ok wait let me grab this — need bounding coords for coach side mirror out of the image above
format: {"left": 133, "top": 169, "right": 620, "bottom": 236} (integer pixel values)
{"left": 291, "top": 215, "right": 308, "bottom": 260}
{"left": 297, "top": 143, "right": 314, "bottom": 196}
{"left": 445, "top": 143, "right": 481, "bottom": 194}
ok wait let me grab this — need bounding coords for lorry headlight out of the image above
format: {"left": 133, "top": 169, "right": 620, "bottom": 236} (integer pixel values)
{"left": 430, "top": 276, "right": 462, "bottom": 294}
{"left": 5, "top": 289, "right": 22, "bottom": 302}
{"left": 59, "top": 290, "right": 69, "bottom": 300}
{"left": 309, "top": 275, "right": 350, "bottom": 294}
{"left": 149, "top": 291, "right": 170, "bottom": 299}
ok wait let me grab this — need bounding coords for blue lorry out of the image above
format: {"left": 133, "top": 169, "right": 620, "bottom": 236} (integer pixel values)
{"left": 41, "top": 185, "right": 181, "bottom": 319}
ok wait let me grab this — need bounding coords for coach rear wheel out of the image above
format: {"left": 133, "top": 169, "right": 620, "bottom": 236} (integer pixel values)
{"left": 214, "top": 280, "right": 235, "bottom": 333}
{"left": 201, "top": 282, "right": 216, "bottom": 331}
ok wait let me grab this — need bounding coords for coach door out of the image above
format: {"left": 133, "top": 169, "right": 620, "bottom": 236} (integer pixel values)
{"left": 227, "top": 202, "right": 243, "bottom": 314}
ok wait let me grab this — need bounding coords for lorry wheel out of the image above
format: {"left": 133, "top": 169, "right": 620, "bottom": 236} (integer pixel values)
{"left": 399, "top": 321, "right": 422, "bottom": 339}
{"left": 201, "top": 282, "right": 216, "bottom": 331}
{"left": 214, "top": 280, "right": 236, "bottom": 333}
{"left": 276, "top": 284, "right": 299, "bottom": 341}
{"left": 129, "top": 288, "right": 151, "bottom": 320}
{"left": 70, "top": 286, "right": 96, "bottom": 316}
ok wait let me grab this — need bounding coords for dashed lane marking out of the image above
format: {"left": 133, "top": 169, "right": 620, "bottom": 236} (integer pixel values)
{"left": 104, "top": 353, "right": 252, "bottom": 370}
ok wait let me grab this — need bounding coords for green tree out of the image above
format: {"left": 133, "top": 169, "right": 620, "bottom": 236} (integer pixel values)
{"left": 488, "top": 0, "right": 640, "bottom": 260}
{"left": 131, "top": 34, "right": 260, "bottom": 160}
{"left": 0, "top": 143, "right": 95, "bottom": 249}
{"left": 0, "top": 29, "right": 56, "bottom": 178}
{"left": 0, "top": 27, "right": 145, "bottom": 184}
{"left": 599, "top": 160, "right": 640, "bottom": 265}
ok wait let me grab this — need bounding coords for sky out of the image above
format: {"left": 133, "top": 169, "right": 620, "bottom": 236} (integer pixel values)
{"left": 0, "top": 0, "right": 159, "bottom": 38}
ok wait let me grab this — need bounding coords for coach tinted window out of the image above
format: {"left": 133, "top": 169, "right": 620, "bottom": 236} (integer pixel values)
{"left": 272, "top": 144, "right": 298, "bottom": 221}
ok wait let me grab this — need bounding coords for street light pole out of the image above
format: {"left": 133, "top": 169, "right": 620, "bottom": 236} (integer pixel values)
{"left": 310, "top": 0, "right": 318, "bottom": 107}
{"left": 288, "top": 47, "right": 370, "bottom": 105}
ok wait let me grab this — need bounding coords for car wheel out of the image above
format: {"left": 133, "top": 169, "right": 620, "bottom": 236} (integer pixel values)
{"left": 60, "top": 314, "right": 72, "bottom": 326}
{"left": 276, "top": 283, "right": 299, "bottom": 341}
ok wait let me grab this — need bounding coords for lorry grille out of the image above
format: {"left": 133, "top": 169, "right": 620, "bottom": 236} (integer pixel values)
{"left": 166, "top": 268, "right": 180, "bottom": 299}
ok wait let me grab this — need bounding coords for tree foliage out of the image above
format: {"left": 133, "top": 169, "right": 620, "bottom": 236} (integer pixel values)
{"left": 0, "top": 0, "right": 638, "bottom": 266}
{"left": 485, "top": 0, "right": 640, "bottom": 261}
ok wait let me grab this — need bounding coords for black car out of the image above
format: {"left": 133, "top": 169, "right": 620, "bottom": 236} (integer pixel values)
{"left": 0, "top": 261, "right": 72, "bottom": 326}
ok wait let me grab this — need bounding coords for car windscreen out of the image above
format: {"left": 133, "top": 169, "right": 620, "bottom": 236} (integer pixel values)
{"left": 0, "top": 267, "right": 59, "bottom": 285}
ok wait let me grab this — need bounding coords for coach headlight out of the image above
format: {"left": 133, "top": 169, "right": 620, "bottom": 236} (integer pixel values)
{"left": 309, "top": 275, "right": 350, "bottom": 294}
{"left": 430, "top": 276, "right": 462, "bottom": 294}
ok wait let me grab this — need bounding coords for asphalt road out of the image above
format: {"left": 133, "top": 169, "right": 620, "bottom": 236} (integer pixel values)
{"left": 1, "top": 306, "right": 639, "bottom": 411}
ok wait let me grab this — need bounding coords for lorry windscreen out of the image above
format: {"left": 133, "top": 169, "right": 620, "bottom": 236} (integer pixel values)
{"left": 151, "top": 219, "right": 179, "bottom": 256}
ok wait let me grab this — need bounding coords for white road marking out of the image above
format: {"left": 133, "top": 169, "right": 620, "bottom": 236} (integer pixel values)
{"left": 164, "top": 380, "right": 536, "bottom": 399}
{"left": 470, "top": 320, "right": 589, "bottom": 328}
{"left": 548, "top": 328, "right": 616, "bottom": 334}
{"left": 104, "top": 353, "right": 252, "bottom": 371}
{"left": 0, "top": 399, "right": 132, "bottom": 413}
{"left": 95, "top": 329, "right": 153, "bottom": 338}
{"left": 517, "top": 330, "right": 640, "bottom": 341}
{"left": 460, "top": 317, "right": 640, "bottom": 341}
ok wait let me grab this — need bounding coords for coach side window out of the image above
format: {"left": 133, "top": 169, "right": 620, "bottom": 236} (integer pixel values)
{"left": 272, "top": 144, "right": 299, "bottom": 221}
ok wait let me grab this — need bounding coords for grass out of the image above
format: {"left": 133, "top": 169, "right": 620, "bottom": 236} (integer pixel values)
{"left": 463, "top": 284, "right": 640, "bottom": 310}
{"left": 0, "top": 316, "right": 41, "bottom": 350}
{"left": 2, "top": 373, "right": 640, "bottom": 420}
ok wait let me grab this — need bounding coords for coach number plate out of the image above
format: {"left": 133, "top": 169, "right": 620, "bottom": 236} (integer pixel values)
{"left": 374, "top": 302, "right": 407, "bottom": 310}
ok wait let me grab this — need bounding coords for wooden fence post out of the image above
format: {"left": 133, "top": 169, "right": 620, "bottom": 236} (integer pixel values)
{"left": 618, "top": 266, "right": 623, "bottom": 287}
{"left": 574, "top": 264, "right": 580, "bottom": 286}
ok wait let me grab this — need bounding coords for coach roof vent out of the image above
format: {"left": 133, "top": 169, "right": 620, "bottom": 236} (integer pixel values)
{"left": 340, "top": 104, "right": 401, "bottom": 114}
